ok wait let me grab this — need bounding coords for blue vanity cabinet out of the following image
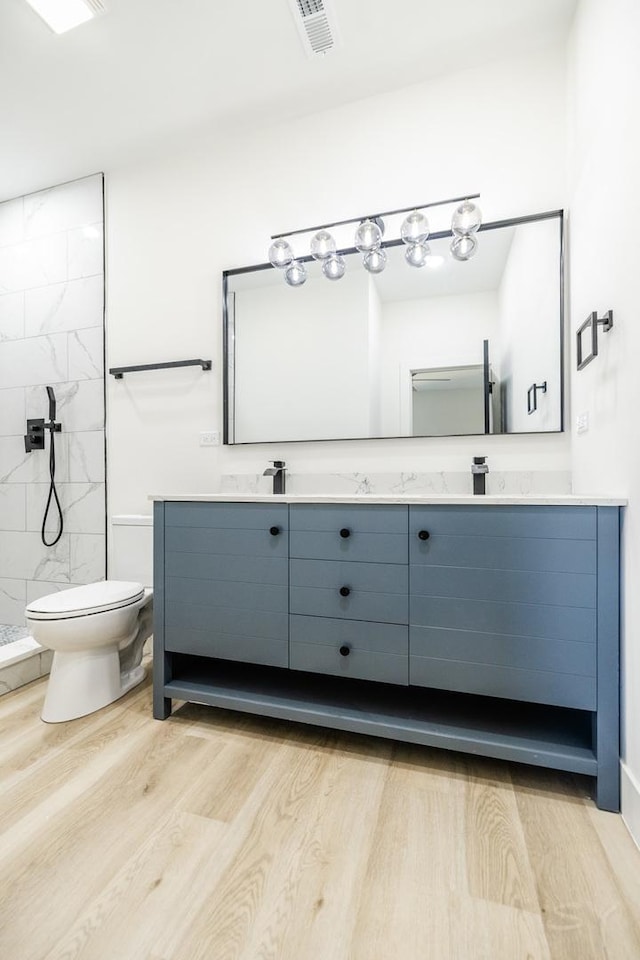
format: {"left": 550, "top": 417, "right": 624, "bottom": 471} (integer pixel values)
{"left": 289, "top": 504, "right": 409, "bottom": 684}
{"left": 153, "top": 499, "right": 621, "bottom": 812}
{"left": 409, "top": 505, "right": 598, "bottom": 709}
{"left": 155, "top": 500, "right": 289, "bottom": 673}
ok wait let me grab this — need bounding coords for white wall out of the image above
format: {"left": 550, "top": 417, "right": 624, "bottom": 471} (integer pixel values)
{"left": 568, "top": 0, "right": 640, "bottom": 841}
{"left": 105, "top": 46, "right": 570, "bottom": 520}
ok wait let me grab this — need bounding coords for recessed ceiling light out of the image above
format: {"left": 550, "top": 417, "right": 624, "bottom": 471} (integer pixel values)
{"left": 24, "top": 0, "right": 105, "bottom": 35}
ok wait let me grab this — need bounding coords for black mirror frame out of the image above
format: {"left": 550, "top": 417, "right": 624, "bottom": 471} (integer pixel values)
{"left": 222, "top": 209, "right": 565, "bottom": 445}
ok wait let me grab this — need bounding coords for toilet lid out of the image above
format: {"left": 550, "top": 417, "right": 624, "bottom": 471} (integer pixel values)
{"left": 26, "top": 581, "right": 146, "bottom": 621}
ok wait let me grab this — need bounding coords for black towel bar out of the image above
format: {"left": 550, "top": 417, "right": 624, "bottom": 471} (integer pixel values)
{"left": 109, "top": 359, "right": 212, "bottom": 379}
{"left": 576, "top": 311, "right": 613, "bottom": 371}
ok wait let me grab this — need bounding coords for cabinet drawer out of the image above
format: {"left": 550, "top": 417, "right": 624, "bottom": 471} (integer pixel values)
{"left": 290, "top": 504, "right": 407, "bottom": 564}
{"left": 290, "top": 615, "right": 408, "bottom": 684}
{"left": 290, "top": 559, "right": 408, "bottom": 624}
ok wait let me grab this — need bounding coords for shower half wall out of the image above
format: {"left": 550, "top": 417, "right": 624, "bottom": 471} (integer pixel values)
{"left": 0, "top": 174, "right": 106, "bottom": 653}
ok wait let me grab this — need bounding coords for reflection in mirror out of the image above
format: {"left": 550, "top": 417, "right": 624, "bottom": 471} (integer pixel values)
{"left": 412, "top": 364, "right": 486, "bottom": 437}
{"left": 224, "top": 211, "right": 563, "bottom": 444}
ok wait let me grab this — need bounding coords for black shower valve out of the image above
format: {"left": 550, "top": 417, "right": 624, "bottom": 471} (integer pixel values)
{"left": 24, "top": 419, "right": 45, "bottom": 453}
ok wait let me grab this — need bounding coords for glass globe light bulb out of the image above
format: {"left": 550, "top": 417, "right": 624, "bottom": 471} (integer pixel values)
{"left": 268, "top": 238, "right": 294, "bottom": 269}
{"left": 363, "top": 248, "right": 387, "bottom": 274}
{"left": 354, "top": 219, "right": 382, "bottom": 252}
{"left": 284, "top": 260, "right": 308, "bottom": 286}
{"left": 322, "top": 254, "right": 346, "bottom": 280}
{"left": 451, "top": 200, "right": 482, "bottom": 236}
{"left": 450, "top": 234, "right": 478, "bottom": 261}
{"left": 405, "top": 241, "right": 430, "bottom": 268}
{"left": 310, "top": 229, "right": 336, "bottom": 260}
{"left": 401, "top": 210, "right": 430, "bottom": 245}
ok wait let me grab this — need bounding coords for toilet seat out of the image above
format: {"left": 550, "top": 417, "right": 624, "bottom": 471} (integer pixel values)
{"left": 26, "top": 581, "right": 145, "bottom": 622}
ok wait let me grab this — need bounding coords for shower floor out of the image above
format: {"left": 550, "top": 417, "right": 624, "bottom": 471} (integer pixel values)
{"left": 0, "top": 627, "right": 51, "bottom": 698}
{"left": 0, "top": 625, "right": 31, "bottom": 647}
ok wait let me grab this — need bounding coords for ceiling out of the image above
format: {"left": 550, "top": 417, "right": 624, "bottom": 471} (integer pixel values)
{"left": 0, "top": 0, "right": 577, "bottom": 203}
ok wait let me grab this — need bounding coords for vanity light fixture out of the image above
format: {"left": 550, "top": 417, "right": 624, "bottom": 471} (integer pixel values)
{"left": 268, "top": 193, "right": 481, "bottom": 285}
{"left": 24, "top": 0, "right": 106, "bottom": 34}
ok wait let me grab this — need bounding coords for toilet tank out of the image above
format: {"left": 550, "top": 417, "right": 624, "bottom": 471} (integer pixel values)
{"left": 110, "top": 515, "right": 153, "bottom": 588}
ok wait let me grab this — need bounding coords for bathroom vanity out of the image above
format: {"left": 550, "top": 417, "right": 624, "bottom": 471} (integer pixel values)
{"left": 151, "top": 494, "right": 623, "bottom": 811}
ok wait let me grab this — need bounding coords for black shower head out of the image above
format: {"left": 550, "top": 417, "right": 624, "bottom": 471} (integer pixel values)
{"left": 46, "top": 386, "right": 56, "bottom": 422}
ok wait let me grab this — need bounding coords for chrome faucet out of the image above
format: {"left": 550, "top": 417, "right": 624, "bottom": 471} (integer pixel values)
{"left": 263, "top": 460, "right": 286, "bottom": 495}
{"left": 472, "top": 456, "right": 488, "bottom": 495}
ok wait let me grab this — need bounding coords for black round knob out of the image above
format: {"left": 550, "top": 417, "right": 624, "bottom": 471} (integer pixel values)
{"left": 269, "top": 526, "right": 280, "bottom": 536}
{"left": 339, "top": 528, "right": 351, "bottom": 539}
{"left": 339, "top": 644, "right": 351, "bottom": 657}
{"left": 339, "top": 586, "right": 351, "bottom": 597}
{"left": 418, "top": 530, "right": 430, "bottom": 541}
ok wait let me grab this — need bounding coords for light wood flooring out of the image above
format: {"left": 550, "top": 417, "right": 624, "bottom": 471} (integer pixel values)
{"left": 1, "top": 669, "right": 640, "bottom": 960}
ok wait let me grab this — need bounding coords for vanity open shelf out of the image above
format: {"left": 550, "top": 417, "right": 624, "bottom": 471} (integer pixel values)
{"left": 165, "top": 654, "right": 597, "bottom": 776}
{"left": 152, "top": 496, "right": 622, "bottom": 811}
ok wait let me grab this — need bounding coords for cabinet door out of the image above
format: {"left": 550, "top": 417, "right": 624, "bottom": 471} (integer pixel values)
{"left": 408, "top": 505, "right": 597, "bottom": 709}
{"left": 164, "top": 502, "right": 289, "bottom": 667}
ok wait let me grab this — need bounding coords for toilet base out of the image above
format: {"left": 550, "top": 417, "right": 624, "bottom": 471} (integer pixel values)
{"left": 41, "top": 647, "right": 146, "bottom": 723}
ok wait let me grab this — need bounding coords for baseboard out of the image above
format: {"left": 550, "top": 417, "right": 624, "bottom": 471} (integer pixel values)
{"left": 621, "top": 762, "right": 640, "bottom": 850}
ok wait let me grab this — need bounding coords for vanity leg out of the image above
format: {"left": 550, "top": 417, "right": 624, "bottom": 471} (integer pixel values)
{"left": 152, "top": 648, "right": 173, "bottom": 720}
{"left": 595, "top": 764, "right": 620, "bottom": 813}
{"left": 153, "top": 695, "right": 172, "bottom": 721}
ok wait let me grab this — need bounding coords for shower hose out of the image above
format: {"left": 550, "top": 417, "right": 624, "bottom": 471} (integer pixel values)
{"left": 41, "top": 427, "right": 64, "bottom": 547}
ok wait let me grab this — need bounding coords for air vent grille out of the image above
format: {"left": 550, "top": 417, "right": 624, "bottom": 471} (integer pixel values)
{"left": 83, "top": 0, "right": 107, "bottom": 14}
{"left": 296, "top": 0, "right": 325, "bottom": 16}
{"left": 288, "top": 0, "right": 340, "bottom": 58}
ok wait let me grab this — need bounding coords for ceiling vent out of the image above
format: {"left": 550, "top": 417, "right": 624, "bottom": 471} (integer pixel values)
{"left": 83, "top": 0, "right": 107, "bottom": 13}
{"left": 287, "top": 0, "right": 341, "bottom": 58}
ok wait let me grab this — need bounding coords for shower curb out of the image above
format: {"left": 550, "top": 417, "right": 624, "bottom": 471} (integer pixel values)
{"left": 0, "top": 639, "right": 52, "bottom": 698}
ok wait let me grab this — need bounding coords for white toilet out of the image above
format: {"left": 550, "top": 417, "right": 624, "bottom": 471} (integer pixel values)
{"left": 25, "top": 580, "right": 153, "bottom": 723}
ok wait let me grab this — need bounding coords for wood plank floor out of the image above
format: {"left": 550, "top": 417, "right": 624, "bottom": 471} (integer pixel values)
{"left": 1, "top": 669, "right": 640, "bottom": 960}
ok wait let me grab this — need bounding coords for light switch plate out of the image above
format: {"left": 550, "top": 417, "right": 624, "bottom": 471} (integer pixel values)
{"left": 199, "top": 431, "right": 220, "bottom": 446}
{"left": 576, "top": 412, "right": 589, "bottom": 435}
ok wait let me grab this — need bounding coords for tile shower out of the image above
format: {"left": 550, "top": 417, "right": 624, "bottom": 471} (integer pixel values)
{"left": 0, "top": 174, "right": 105, "bottom": 687}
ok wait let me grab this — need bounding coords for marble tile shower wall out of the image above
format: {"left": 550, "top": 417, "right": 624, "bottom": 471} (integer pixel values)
{"left": 0, "top": 174, "right": 105, "bottom": 626}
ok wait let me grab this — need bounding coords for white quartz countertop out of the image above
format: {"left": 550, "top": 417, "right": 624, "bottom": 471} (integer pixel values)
{"left": 149, "top": 494, "right": 627, "bottom": 506}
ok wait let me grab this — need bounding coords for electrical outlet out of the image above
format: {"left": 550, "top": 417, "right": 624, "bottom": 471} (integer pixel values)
{"left": 576, "top": 412, "right": 589, "bottom": 435}
{"left": 199, "top": 431, "right": 220, "bottom": 447}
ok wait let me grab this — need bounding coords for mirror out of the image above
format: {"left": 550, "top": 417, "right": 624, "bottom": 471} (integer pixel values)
{"left": 223, "top": 211, "right": 563, "bottom": 444}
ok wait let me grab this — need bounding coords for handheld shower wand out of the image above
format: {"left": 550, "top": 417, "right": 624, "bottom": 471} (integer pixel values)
{"left": 46, "top": 385, "right": 57, "bottom": 424}
{"left": 42, "top": 386, "right": 63, "bottom": 547}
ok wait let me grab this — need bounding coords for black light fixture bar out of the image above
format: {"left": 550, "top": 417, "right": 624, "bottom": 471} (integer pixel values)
{"left": 270, "top": 192, "right": 480, "bottom": 240}
{"left": 109, "top": 359, "right": 212, "bottom": 379}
